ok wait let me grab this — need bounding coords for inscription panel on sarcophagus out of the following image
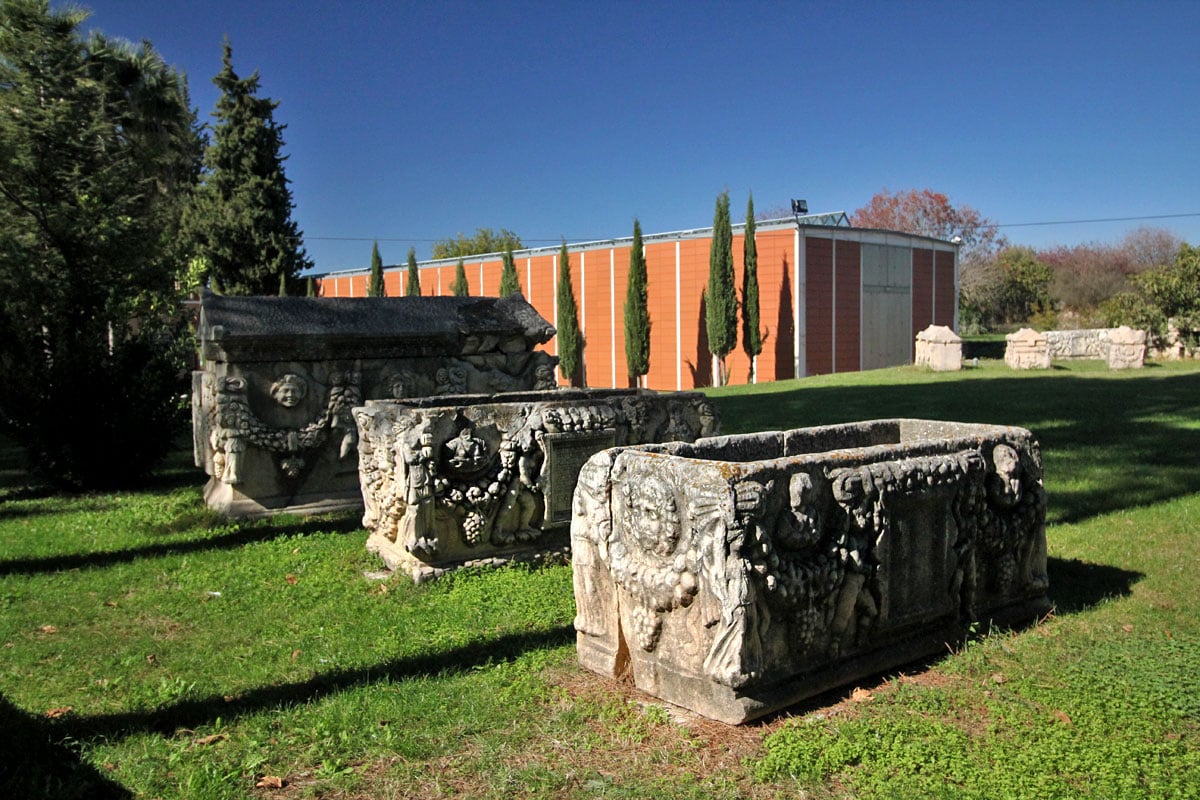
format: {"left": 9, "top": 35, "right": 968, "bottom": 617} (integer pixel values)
{"left": 542, "top": 431, "right": 617, "bottom": 525}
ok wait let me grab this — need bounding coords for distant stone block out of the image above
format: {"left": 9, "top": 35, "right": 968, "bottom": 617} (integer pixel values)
{"left": 914, "top": 325, "right": 963, "bottom": 371}
{"left": 571, "top": 420, "right": 1050, "bottom": 723}
{"left": 1005, "top": 328, "right": 1051, "bottom": 369}
{"left": 1106, "top": 326, "right": 1147, "bottom": 369}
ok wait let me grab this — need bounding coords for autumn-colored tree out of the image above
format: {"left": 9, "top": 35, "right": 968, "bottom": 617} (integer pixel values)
{"left": 555, "top": 241, "right": 583, "bottom": 386}
{"left": 1037, "top": 243, "right": 1132, "bottom": 320}
{"left": 498, "top": 243, "right": 521, "bottom": 296}
{"left": 405, "top": 247, "right": 421, "bottom": 296}
{"left": 1120, "top": 226, "right": 1182, "bottom": 272}
{"left": 853, "top": 187, "right": 1006, "bottom": 282}
{"left": 741, "top": 193, "right": 763, "bottom": 382}
{"left": 451, "top": 257, "right": 469, "bottom": 296}
{"left": 624, "top": 219, "right": 650, "bottom": 386}
{"left": 852, "top": 188, "right": 1003, "bottom": 249}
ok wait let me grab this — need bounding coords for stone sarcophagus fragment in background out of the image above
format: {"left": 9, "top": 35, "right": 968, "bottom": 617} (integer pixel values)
{"left": 192, "top": 291, "right": 557, "bottom": 517}
{"left": 571, "top": 419, "right": 1050, "bottom": 724}
{"left": 353, "top": 389, "right": 718, "bottom": 582}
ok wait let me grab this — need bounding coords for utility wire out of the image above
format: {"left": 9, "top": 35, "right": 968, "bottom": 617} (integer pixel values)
{"left": 995, "top": 212, "right": 1200, "bottom": 229}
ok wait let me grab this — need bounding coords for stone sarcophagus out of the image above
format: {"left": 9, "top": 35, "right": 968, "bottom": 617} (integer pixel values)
{"left": 353, "top": 389, "right": 718, "bottom": 581}
{"left": 914, "top": 325, "right": 963, "bottom": 371}
{"left": 193, "top": 292, "right": 557, "bottom": 517}
{"left": 571, "top": 419, "right": 1050, "bottom": 724}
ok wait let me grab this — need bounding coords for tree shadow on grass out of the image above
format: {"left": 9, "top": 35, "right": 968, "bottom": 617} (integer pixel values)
{"left": 711, "top": 369, "right": 1200, "bottom": 527}
{"left": 1047, "top": 556, "right": 1142, "bottom": 614}
{"left": 50, "top": 624, "right": 574, "bottom": 745}
{"left": 0, "top": 693, "right": 131, "bottom": 800}
{"left": 740, "top": 555, "right": 1143, "bottom": 727}
{"left": 0, "top": 513, "right": 365, "bottom": 577}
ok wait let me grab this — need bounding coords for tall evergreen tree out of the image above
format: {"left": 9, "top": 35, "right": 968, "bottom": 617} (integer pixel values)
{"left": 741, "top": 193, "right": 763, "bottom": 383}
{"left": 624, "top": 218, "right": 651, "bottom": 386}
{"left": 555, "top": 241, "right": 583, "bottom": 386}
{"left": 306, "top": 276, "right": 316, "bottom": 297}
{"left": 368, "top": 241, "right": 384, "bottom": 297}
{"left": 451, "top": 258, "right": 470, "bottom": 296}
{"left": 706, "top": 190, "right": 737, "bottom": 385}
{"left": 0, "top": 0, "right": 202, "bottom": 487}
{"left": 406, "top": 247, "right": 421, "bottom": 296}
{"left": 181, "top": 38, "right": 312, "bottom": 295}
{"left": 498, "top": 243, "right": 521, "bottom": 296}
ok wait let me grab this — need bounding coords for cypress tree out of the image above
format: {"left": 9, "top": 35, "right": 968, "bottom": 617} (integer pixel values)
{"left": 278, "top": 271, "right": 288, "bottom": 296}
{"left": 498, "top": 242, "right": 521, "bottom": 296}
{"left": 451, "top": 257, "right": 469, "bottom": 296}
{"left": 181, "top": 39, "right": 312, "bottom": 295}
{"left": 368, "top": 241, "right": 384, "bottom": 296}
{"left": 624, "top": 218, "right": 651, "bottom": 386}
{"left": 306, "top": 276, "right": 316, "bottom": 297}
{"left": 706, "top": 190, "right": 737, "bottom": 385}
{"left": 555, "top": 241, "right": 583, "bottom": 386}
{"left": 405, "top": 247, "right": 421, "bottom": 296}
{"left": 741, "top": 193, "right": 763, "bottom": 382}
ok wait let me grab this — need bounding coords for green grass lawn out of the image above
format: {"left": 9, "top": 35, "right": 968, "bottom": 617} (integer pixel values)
{"left": 2, "top": 359, "right": 1199, "bottom": 799}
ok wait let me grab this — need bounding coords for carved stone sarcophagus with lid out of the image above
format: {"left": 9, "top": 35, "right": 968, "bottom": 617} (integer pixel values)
{"left": 192, "top": 291, "right": 558, "bottom": 517}
{"left": 571, "top": 419, "right": 1051, "bottom": 723}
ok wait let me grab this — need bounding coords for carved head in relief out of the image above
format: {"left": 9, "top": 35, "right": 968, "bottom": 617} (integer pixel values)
{"left": 625, "top": 474, "right": 682, "bottom": 557}
{"left": 270, "top": 374, "right": 307, "bottom": 408}
{"left": 988, "top": 444, "right": 1023, "bottom": 508}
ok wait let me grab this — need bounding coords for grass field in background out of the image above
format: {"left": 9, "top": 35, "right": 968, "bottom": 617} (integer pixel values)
{"left": 2, "top": 360, "right": 1199, "bottom": 799}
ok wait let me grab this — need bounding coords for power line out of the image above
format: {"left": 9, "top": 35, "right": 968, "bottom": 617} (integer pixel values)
{"left": 996, "top": 212, "right": 1200, "bottom": 229}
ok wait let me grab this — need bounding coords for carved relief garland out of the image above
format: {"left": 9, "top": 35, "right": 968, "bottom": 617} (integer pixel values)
{"left": 209, "top": 372, "right": 361, "bottom": 484}
{"left": 379, "top": 401, "right": 631, "bottom": 559}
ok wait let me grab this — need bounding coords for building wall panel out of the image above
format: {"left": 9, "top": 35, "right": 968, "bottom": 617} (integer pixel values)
{"left": 580, "top": 249, "right": 613, "bottom": 389}
{"left": 912, "top": 248, "right": 934, "bottom": 340}
{"left": 934, "top": 249, "right": 956, "bottom": 326}
{"left": 834, "top": 240, "right": 862, "bottom": 373}
{"left": 750, "top": 228, "right": 793, "bottom": 382}
{"left": 805, "top": 238, "right": 834, "bottom": 376}
{"left": 645, "top": 240, "right": 684, "bottom": 389}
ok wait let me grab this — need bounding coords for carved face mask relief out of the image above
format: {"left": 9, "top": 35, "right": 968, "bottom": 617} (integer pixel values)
{"left": 270, "top": 374, "right": 307, "bottom": 408}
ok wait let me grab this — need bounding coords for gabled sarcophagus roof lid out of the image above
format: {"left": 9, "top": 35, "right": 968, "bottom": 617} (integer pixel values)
{"left": 198, "top": 291, "right": 556, "bottom": 362}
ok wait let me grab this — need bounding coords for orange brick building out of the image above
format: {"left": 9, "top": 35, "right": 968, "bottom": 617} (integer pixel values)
{"left": 315, "top": 216, "right": 958, "bottom": 391}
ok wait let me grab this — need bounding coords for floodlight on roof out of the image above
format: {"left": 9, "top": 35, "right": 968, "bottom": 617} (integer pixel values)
{"left": 791, "top": 199, "right": 808, "bottom": 215}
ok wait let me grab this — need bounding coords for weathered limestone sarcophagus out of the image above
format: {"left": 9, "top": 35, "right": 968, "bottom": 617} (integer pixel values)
{"left": 1004, "top": 328, "right": 1051, "bottom": 370}
{"left": 914, "top": 325, "right": 963, "bottom": 371}
{"left": 571, "top": 419, "right": 1050, "bottom": 724}
{"left": 353, "top": 389, "right": 718, "bottom": 581}
{"left": 193, "top": 292, "right": 557, "bottom": 517}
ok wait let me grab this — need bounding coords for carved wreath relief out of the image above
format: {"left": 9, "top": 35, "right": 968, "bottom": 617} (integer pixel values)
{"left": 595, "top": 436, "right": 1048, "bottom": 689}
{"left": 208, "top": 371, "right": 361, "bottom": 485}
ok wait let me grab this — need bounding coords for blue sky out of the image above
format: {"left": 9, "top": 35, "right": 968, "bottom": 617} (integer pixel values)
{"left": 82, "top": 0, "right": 1200, "bottom": 273}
